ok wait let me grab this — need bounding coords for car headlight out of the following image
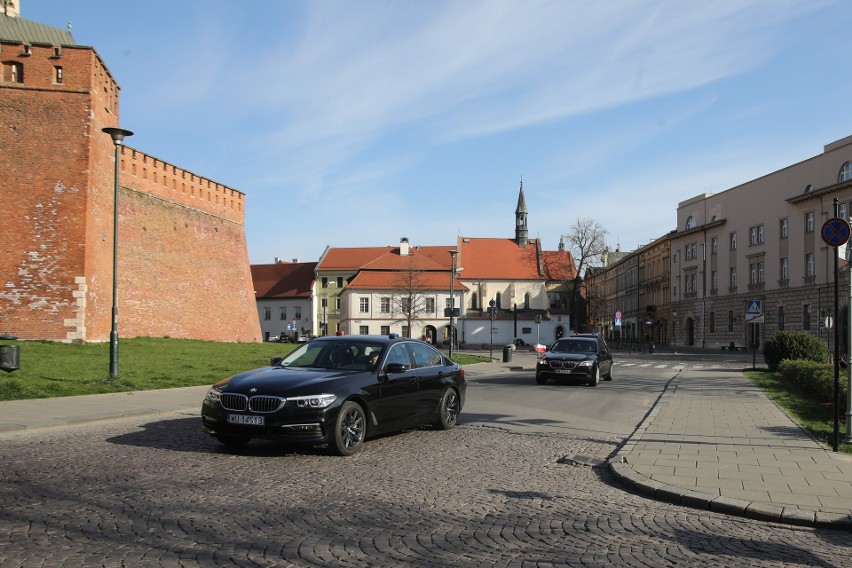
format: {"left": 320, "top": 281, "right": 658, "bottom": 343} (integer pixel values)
{"left": 577, "top": 361, "right": 593, "bottom": 367}
{"left": 289, "top": 394, "right": 336, "bottom": 409}
{"left": 205, "top": 387, "right": 221, "bottom": 403}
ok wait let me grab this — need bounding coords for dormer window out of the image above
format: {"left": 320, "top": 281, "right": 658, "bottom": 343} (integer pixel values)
{"left": 52, "top": 46, "right": 62, "bottom": 58}
{"left": 840, "top": 162, "right": 852, "bottom": 183}
{"left": 685, "top": 216, "right": 696, "bottom": 230}
{"left": 21, "top": 44, "right": 32, "bottom": 56}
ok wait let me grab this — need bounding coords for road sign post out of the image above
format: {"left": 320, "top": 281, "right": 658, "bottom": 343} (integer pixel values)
{"left": 822, "top": 208, "right": 850, "bottom": 451}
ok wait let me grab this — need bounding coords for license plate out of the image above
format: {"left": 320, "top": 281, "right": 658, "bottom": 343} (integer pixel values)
{"left": 555, "top": 369, "right": 571, "bottom": 374}
{"left": 228, "top": 414, "right": 264, "bottom": 426}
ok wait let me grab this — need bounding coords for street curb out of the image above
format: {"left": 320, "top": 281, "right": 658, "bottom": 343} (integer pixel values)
{"left": 607, "top": 374, "right": 852, "bottom": 530}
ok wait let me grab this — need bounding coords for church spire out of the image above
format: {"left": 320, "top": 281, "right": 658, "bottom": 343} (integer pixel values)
{"left": 515, "top": 177, "right": 528, "bottom": 247}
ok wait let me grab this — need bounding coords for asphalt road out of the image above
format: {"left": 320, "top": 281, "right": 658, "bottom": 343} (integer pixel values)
{"left": 1, "top": 352, "right": 851, "bottom": 567}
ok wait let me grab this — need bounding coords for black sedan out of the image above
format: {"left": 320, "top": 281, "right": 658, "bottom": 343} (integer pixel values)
{"left": 201, "top": 335, "right": 466, "bottom": 455}
{"left": 535, "top": 334, "right": 613, "bottom": 386}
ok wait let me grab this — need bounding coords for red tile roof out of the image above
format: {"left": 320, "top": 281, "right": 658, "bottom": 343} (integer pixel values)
{"left": 251, "top": 262, "right": 317, "bottom": 298}
{"left": 347, "top": 270, "right": 468, "bottom": 291}
{"left": 317, "top": 245, "right": 455, "bottom": 271}
{"left": 457, "top": 238, "right": 559, "bottom": 280}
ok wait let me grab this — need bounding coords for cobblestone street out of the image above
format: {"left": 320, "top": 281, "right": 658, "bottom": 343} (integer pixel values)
{"left": 2, "top": 411, "right": 851, "bottom": 567}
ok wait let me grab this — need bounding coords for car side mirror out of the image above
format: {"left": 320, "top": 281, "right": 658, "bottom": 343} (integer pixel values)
{"left": 270, "top": 356, "right": 284, "bottom": 366}
{"left": 384, "top": 362, "right": 409, "bottom": 374}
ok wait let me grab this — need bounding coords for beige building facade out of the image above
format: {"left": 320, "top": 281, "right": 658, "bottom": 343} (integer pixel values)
{"left": 671, "top": 135, "right": 852, "bottom": 351}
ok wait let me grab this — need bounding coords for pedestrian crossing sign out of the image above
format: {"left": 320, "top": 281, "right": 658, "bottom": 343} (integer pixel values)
{"left": 745, "top": 299, "right": 764, "bottom": 323}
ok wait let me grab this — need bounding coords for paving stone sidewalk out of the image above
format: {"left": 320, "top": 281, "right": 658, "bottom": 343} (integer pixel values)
{"left": 609, "top": 367, "right": 852, "bottom": 529}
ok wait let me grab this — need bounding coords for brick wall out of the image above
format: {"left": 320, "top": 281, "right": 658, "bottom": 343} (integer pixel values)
{"left": 0, "top": 41, "right": 260, "bottom": 343}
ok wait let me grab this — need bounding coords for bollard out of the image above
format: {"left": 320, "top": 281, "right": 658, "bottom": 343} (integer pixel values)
{"left": 0, "top": 333, "right": 19, "bottom": 373}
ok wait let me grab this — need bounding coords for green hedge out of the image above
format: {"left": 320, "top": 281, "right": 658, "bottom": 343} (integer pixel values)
{"left": 762, "top": 330, "right": 829, "bottom": 372}
{"left": 778, "top": 359, "right": 847, "bottom": 414}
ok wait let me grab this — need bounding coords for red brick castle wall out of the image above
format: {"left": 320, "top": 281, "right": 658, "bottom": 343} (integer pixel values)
{"left": 0, "top": 39, "right": 260, "bottom": 342}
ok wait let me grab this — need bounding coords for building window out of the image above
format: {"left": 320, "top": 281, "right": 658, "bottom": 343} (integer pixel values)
{"left": 805, "top": 253, "right": 815, "bottom": 277}
{"left": 321, "top": 277, "right": 328, "bottom": 288}
{"left": 295, "top": 307, "right": 301, "bottom": 320}
{"left": 54, "top": 66, "right": 62, "bottom": 84}
{"left": 711, "top": 237, "right": 718, "bottom": 255}
{"left": 426, "top": 298, "right": 435, "bottom": 313}
{"left": 335, "top": 296, "right": 341, "bottom": 310}
{"left": 686, "top": 216, "right": 696, "bottom": 229}
{"left": 749, "top": 225, "right": 764, "bottom": 245}
{"left": 337, "top": 277, "right": 344, "bottom": 288}
{"left": 264, "top": 308, "right": 271, "bottom": 321}
{"left": 803, "top": 304, "right": 811, "bottom": 330}
{"left": 402, "top": 298, "right": 411, "bottom": 312}
{"left": 380, "top": 325, "right": 390, "bottom": 335}
{"left": 402, "top": 326, "right": 410, "bottom": 338}
{"left": 780, "top": 257, "right": 788, "bottom": 281}
{"left": 711, "top": 270, "right": 717, "bottom": 290}
{"left": 3, "top": 61, "right": 23, "bottom": 83}
{"left": 685, "top": 243, "right": 697, "bottom": 260}
{"left": 778, "top": 306, "right": 785, "bottom": 331}
{"left": 280, "top": 307, "right": 286, "bottom": 320}
{"left": 709, "top": 312, "right": 715, "bottom": 334}
{"left": 730, "top": 232, "right": 737, "bottom": 250}
{"left": 805, "top": 212, "right": 814, "bottom": 233}
{"left": 729, "top": 267, "right": 737, "bottom": 288}
{"left": 749, "top": 262, "right": 764, "bottom": 284}
{"left": 380, "top": 297, "right": 391, "bottom": 313}
{"left": 495, "top": 292, "right": 502, "bottom": 309}
{"left": 359, "top": 297, "right": 369, "bottom": 313}
{"left": 359, "top": 325, "right": 369, "bottom": 335}
{"left": 780, "top": 218, "right": 788, "bottom": 239}
{"left": 840, "top": 162, "right": 852, "bottom": 183}
{"left": 728, "top": 310, "right": 734, "bottom": 332}
{"left": 685, "top": 273, "right": 696, "bottom": 293}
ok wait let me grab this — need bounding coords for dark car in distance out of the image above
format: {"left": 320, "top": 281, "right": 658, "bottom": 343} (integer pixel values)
{"left": 535, "top": 334, "right": 613, "bottom": 386}
{"left": 201, "top": 335, "right": 466, "bottom": 456}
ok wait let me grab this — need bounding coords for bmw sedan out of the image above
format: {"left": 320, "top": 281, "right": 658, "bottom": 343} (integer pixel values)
{"left": 201, "top": 335, "right": 466, "bottom": 456}
{"left": 535, "top": 334, "right": 613, "bottom": 386}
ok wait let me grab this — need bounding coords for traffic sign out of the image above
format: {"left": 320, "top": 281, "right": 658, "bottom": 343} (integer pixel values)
{"left": 822, "top": 217, "right": 851, "bottom": 247}
{"left": 746, "top": 299, "right": 762, "bottom": 315}
{"left": 615, "top": 311, "right": 622, "bottom": 320}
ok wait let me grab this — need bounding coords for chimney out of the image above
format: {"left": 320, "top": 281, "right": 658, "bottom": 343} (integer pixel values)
{"left": 400, "top": 237, "right": 410, "bottom": 256}
{"left": 2, "top": 0, "right": 20, "bottom": 17}
{"left": 274, "top": 257, "right": 280, "bottom": 263}
{"left": 292, "top": 258, "right": 299, "bottom": 263}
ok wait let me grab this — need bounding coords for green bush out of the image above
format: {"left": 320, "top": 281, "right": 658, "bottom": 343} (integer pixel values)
{"left": 762, "top": 330, "right": 829, "bottom": 371}
{"left": 778, "top": 359, "right": 846, "bottom": 414}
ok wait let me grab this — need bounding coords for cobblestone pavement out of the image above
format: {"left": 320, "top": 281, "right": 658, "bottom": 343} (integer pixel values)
{"left": 2, "top": 411, "right": 852, "bottom": 567}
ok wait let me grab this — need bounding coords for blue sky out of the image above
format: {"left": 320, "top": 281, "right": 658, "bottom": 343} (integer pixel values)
{"left": 25, "top": 0, "right": 852, "bottom": 264}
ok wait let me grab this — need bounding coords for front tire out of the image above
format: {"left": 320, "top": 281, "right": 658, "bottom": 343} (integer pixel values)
{"left": 588, "top": 366, "right": 600, "bottom": 387}
{"left": 434, "top": 388, "right": 460, "bottom": 430}
{"left": 331, "top": 401, "right": 366, "bottom": 456}
{"left": 605, "top": 365, "right": 613, "bottom": 381}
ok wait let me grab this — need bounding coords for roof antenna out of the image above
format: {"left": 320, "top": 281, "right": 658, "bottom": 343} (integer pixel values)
{"left": 67, "top": 21, "right": 72, "bottom": 33}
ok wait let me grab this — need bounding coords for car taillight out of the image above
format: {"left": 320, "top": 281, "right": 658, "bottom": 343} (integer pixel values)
{"left": 458, "top": 369, "right": 465, "bottom": 379}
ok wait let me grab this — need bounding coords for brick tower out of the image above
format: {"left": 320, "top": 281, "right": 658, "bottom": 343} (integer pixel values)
{"left": 0, "top": 5, "right": 260, "bottom": 342}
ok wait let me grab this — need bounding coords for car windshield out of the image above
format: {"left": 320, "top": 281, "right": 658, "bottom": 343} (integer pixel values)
{"left": 551, "top": 339, "right": 596, "bottom": 354}
{"left": 279, "top": 340, "right": 384, "bottom": 371}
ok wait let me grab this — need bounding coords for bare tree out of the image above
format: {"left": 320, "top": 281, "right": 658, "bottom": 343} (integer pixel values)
{"left": 389, "top": 255, "right": 432, "bottom": 338}
{"left": 562, "top": 218, "right": 609, "bottom": 332}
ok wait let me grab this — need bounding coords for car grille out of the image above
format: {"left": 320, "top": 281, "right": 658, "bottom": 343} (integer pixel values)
{"left": 546, "top": 359, "right": 578, "bottom": 370}
{"left": 220, "top": 393, "right": 286, "bottom": 413}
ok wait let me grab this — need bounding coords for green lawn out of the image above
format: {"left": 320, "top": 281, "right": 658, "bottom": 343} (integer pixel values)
{"left": 746, "top": 369, "right": 852, "bottom": 455}
{"left": 0, "top": 338, "right": 488, "bottom": 401}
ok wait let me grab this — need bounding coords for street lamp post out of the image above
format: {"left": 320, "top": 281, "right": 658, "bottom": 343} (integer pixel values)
{"left": 448, "top": 250, "right": 459, "bottom": 359}
{"left": 102, "top": 126, "right": 133, "bottom": 380}
{"left": 672, "top": 310, "right": 677, "bottom": 355}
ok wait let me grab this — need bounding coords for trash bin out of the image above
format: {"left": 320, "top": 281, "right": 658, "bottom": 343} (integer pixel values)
{"left": 0, "top": 344, "right": 19, "bottom": 373}
{"left": 502, "top": 345, "right": 513, "bottom": 362}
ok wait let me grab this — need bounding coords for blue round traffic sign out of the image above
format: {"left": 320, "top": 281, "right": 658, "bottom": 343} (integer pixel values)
{"left": 822, "top": 217, "right": 850, "bottom": 247}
